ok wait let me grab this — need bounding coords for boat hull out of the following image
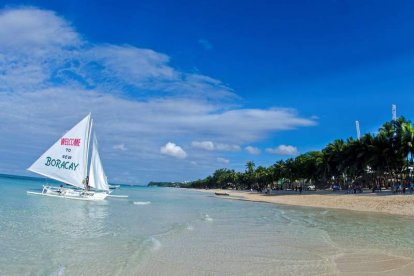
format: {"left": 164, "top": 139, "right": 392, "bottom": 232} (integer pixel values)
{"left": 27, "top": 185, "right": 108, "bottom": 201}
{"left": 215, "top": 192, "right": 230, "bottom": 196}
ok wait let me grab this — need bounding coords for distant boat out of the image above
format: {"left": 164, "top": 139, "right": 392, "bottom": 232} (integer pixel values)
{"left": 27, "top": 114, "right": 110, "bottom": 201}
{"left": 109, "top": 184, "right": 121, "bottom": 189}
{"left": 215, "top": 192, "right": 230, "bottom": 196}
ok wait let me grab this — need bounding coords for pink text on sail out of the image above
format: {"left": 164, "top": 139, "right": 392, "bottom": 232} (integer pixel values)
{"left": 60, "top": 138, "right": 81, "bottom": 147}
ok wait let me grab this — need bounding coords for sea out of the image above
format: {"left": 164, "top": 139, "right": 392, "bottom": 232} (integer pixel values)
{"left": 2, "top": 174, "right": 414, "bottom": 275}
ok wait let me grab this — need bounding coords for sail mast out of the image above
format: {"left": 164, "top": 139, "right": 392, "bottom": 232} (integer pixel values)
{"left": 85, "top": 116, "right": 93, "bottom": 180}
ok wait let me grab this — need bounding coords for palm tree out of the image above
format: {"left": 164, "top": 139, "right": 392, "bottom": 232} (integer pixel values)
{"left": 255, "top": 166, "right": 269, "bottom": 191}
{"left": 245, "top": 161, "right": 256, "bottom": 190}
{"left": 380, "top": 118, "right": 409, "bottom": 179}
{"left": 272, "top": 160, "right": 286, "bottom": 189}
{"left": 187, "top": 117, "right": 414, "bottom": 192}
{"left": 402, "top": 122, "right": 414, "bottom": 164}
{"left": 294, "top": 151, "right": 323, "bottom": 186}
{"left": 284, "top": 158, "right": 296, "bottom": 189}
{"left": 323, "top": 139, "right": 346, "bottom": 185}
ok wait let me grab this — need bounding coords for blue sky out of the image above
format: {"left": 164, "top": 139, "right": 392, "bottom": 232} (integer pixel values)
{"left": 1, "top": 0, "right": 414, "bottom": 184}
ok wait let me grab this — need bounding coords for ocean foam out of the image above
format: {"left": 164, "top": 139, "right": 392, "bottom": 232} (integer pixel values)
{"left": 202, "top": 214, "right": 213, "bottom": 222}
{"left": 145, "top": 237, "right": 161, "bottom": 251}
{"left": 49, "top": 265, "right": 65, "bottom": 276}
{"left": 133, "top": 201, "right": 151, "bottom": 205}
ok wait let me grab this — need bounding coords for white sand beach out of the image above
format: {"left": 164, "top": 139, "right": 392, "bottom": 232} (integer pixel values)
{"left": 197, "top": 189, "right": 414, "bottom": 217}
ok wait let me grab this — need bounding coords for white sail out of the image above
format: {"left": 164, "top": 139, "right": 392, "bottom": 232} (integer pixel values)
{"left": 88, "top": 133, "right": 109, "bottom": 191}
{"left": 28, "top": 114, "right": 92, "bottom": 189}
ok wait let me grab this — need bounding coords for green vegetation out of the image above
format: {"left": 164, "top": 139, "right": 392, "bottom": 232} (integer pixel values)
{"left": 187, "top": 117, "right": 414, "bottom": 191}
{"left": 147, "top": 181, "right": 186, "bottom": 187}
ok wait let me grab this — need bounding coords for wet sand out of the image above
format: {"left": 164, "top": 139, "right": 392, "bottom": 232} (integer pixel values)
{"left": 194, "top": 189, "right": 414, "bottom": 275}
{"left": 196, "top": 189, "right": 414, "bottom": 217}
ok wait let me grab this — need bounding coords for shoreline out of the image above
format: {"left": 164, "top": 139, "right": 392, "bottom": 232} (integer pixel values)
{"left": 194, "top": 189, "right": 414, "bottom": 217}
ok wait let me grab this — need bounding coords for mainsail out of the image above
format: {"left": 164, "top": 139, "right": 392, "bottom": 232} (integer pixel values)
{"left": 28, "top": 114, "right": 92, "bottom": 189}
{"left": 88, "top": 133, "right": 109, "bottom": 191}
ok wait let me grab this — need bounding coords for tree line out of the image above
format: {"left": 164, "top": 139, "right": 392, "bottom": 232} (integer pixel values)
{"left": 184, "top": 117, "right": 414, "bottom": 191}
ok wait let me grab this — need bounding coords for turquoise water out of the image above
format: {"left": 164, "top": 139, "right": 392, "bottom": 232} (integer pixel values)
{"left": 2, "top": 174, "right": 414, "bottom": 275}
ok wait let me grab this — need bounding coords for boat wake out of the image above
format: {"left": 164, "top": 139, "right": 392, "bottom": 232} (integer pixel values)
{"left": 133, "top": 201, "right": 151, "bottom": 205}
{"left": 202, "top": 214, "right": 213, "bottom": 222}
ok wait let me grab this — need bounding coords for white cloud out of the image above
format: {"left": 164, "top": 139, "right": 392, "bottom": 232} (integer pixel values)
{"left": 191, "top": 141, "right": 240, "bottom": 152}
{"left": 160, "top": 142, "right": 187, "bottom": 159}
{"left": 0, "top": 8, "right": 81, "bottom": 52}
{"left": 245, "top": 146, "right": 261, "bottom": 155}
{"left": 266, "top": 145, "right": 298, "bottom": 155}
{"left": 189, "top": 108, "right": 316, "bottom": 143}
{"left": 83, "top": 45, "right": 235, "bottom": 100}
{"left": 87, "top": 45, "right": 177, "bottom": 88}
{"left": 0, "top": 7, "right": 317, "bottom": 184}
{"left": 113, "top": 144, "right": 127, "bottom": 151}
{"left": 215, "top": 143, "right": 241, "bottom": 152}
{"left": 191, "top": 141, "right": 215, "bottom": 151}
{"left": 217, "top": 157, "right": 229, "bottom": 164}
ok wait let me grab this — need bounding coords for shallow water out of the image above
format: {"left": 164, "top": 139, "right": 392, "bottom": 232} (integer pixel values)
{"left": 1, "top": 174, "right": 414, "bottom": 275}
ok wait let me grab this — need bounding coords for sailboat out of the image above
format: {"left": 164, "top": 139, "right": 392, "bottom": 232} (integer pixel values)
{"left": 27, "top": 114, "right": 110, "bottom": 201}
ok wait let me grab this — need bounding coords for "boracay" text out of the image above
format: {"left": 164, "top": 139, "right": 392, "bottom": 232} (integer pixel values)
{"left": 45, "top": 157, "right": 79, "bottom": 171}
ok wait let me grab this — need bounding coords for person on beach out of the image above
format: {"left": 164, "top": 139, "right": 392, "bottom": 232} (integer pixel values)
{"left": 58, "top": 184, "right": 65, "bottom": 194}
{"left": 393, "top": 182, "right": 398, "bottom": 194}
